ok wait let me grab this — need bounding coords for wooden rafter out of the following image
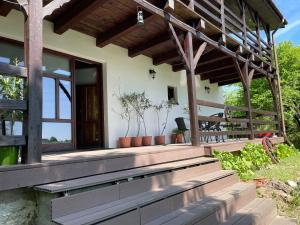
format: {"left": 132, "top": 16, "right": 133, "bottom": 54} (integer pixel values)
{"left": 43, "top": 0, "right": 72, "bottom": 18}
{"left": 201, "top": 66, "right": 236, "bottom": 80}
{"left": 54, "top": 0, "right": 109, "bottom": 34}
{"left": 0, "top": 2, "right": 13, "bottom": 17}
{"left": 128, "top": 32, "right": 170, "bottom": 58}
{"left": 153, "top": 49, "right": 179, "bottom": 65}
{"left": 97, "top": 12, "right": 156, "bottom": 48}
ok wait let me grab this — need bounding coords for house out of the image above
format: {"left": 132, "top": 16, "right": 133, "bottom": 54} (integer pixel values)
{"left": 0, "top": 0, "right": 295, "bottom": 225}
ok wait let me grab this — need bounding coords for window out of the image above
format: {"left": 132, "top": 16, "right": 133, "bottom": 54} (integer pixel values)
{"left": 42, "top": 123, "right": 72, "bottom": 144}
{"left": 43, "top": 53, "right": 71, "bottom": 77}
{"left": 168, "top": 86, "right": 178, "bottom": 104}
{"left": 0, "top": 42, "right": 25, "bottom": 66}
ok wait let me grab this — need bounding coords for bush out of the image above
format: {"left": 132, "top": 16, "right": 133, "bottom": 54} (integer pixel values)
{"left": 275, "top": 144, "right": 298, "bottom": 160}
{"left": 213, "top": 144, "right": 272, "bottom": 180}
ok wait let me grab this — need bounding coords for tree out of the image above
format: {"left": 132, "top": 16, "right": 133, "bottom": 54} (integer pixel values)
{"left": 225, "top": 41, "right": 300, "bottom": 147}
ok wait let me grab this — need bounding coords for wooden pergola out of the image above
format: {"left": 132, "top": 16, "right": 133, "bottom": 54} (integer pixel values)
{"left": 0, "top": 0, "right": 287, "bottom": 163}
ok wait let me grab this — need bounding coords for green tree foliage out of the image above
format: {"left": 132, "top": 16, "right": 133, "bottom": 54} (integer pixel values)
{"left": 225, "top": 41, "right": 300, "bottom": 147}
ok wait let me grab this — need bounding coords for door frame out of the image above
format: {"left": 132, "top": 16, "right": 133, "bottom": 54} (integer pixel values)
{"left": 73, "top": 59, "right": 104, "bottom": 149}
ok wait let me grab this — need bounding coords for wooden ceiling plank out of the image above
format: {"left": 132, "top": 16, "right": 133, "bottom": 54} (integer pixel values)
{"left": 128, "top": 32, "right": 170, "bottom": 58}
{"left": 96, "top": 12, "right": 155, "bottom": 48}
{"left": 54, "top": 0, "right": 109, "bottom": 34}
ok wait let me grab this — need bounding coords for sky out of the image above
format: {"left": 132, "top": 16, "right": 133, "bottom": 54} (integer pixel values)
{"left": 274, "top": 0, "right": 300, "bottom": 45}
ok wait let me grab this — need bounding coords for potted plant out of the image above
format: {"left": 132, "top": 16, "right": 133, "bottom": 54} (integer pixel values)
{"left": 138, "top": 92, "right": 152, "bottom": 146}
{"left": 153, "top": 101, "right": 172, "bottom": 145}
{"left": 171, "top": 128, "right": 184, "bottom": 144}
{"left": 115, "top": 93, "right": 133, "bottom": 148}
{"left": 127, "top": 92, "right": 143, "bottom": 147}
{"left": 0, "top": 60, "right": 23, "bottom": 165}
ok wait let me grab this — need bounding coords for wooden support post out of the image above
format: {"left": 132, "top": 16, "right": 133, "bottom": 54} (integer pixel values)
{"left": 219, "top": 0, "right": 226, "bottom": 45}
{"left": 239, "top": 0, "right": 247, "bottom": 47}
{"left": 234, "top": 60, "right": 254, "bottom": 139}
{"left": 255, "top": 13, "right": 262, "bottom": 56}
{"left": 24, "top": 0, "right": 43, "bottom": 163}
{"left": 185, "top": 32, "right": 200, "bottom": 146}
{"left": 267, "top": 78, "right": 282, "bottom": 135}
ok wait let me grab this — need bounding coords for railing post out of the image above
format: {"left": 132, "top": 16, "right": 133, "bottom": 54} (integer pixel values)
{"left": 24, "top": 0, "right": 43, "bottom": 163}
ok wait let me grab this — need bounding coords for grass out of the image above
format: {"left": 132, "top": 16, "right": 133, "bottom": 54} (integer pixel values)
{"left": 255, "top": 153, "right": 300, "bottom": 182}
{"left": 254, "top": 153, "right": 300, "bottom": 224}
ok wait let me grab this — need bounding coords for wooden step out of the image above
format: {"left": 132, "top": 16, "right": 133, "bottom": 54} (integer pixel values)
{"left": 220, "top": 198, "right": 277, "bottom": 225}
{"left": 145, "top": 182, "right": 256, "bottom": 225}
{"left": 50, "top": 159, "right": 222, "bottom": 219}
{"left": 35, "top": 157, "right": 218, "bottom": 193}
{"left": 270, "top": 217, "right": 298, "bottom": 225}
{"left": 53, "top": 170, "right": 237, "bottom": 225}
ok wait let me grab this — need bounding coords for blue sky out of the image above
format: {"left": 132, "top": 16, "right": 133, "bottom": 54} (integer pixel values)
{"left": 274, "top": 0, "right": 300, "bottom": 45}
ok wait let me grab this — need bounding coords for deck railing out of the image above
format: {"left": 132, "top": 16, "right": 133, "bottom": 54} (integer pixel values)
{"left": 0, "top": 62, "right": 27, "bottom": 157}
{"left": 197, "top": 99, "right": 280, "bottom": 140}
{"left": 194, "top": 0, "right": 273, "bottom": 66}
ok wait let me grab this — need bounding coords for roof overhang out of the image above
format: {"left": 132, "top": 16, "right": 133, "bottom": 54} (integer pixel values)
{"left": 245, "top": 0, "right": 287, "bottom": 30}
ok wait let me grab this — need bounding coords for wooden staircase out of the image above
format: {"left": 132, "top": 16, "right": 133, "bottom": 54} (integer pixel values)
{"left": 34, "top": 148, "right": 297, "bottom": 225}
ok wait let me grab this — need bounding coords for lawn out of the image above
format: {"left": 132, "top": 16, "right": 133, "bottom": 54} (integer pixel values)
{"left": 255, "top": 153, "right": 300, "bottom": 182}
{"left": 255, "top": 153, "right": 300, "bottom": 224}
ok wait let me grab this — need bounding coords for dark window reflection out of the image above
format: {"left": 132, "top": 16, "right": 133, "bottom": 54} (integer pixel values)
{"left": 43, "top": 53, "right": 71, "bottom": 77}
{"left": 0, "top": 42, "right": 25, "bottom": 66}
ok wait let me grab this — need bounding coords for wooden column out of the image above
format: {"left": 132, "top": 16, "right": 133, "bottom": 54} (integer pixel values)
{"left": 185, "top": 32, "right": 200, "bottom": 146}
{"left": 267, "top": 77, "right": 282, "bottom": 135}
{"left": 24, "top": 0, "right": 43, "bottom": 163}
{"left": 235, "top": 60, "right": 254, "bottom": 139}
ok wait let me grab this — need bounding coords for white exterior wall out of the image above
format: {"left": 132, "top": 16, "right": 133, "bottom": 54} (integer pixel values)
{"left": 0, "top": 10, "right": 224, "bottom": 148}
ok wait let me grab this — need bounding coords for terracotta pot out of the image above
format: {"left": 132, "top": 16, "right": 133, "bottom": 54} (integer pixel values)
{"left": 171, "top": 134, "right": 184, "bottom": 144}
{"left": 142, "top": 136, "right": 152, "bottom": 146}
{"left": 131, "top": 136, "right": 143, "bottom": 147}
{"left": 176, "top": 134, "right": 184, "bottom": 143}
{"left": 119, "top": 137, "right": 131, "bottom": 148}
{"left": 155, "top": 135, "right": 165, "bottom": 145}
{"left": 171, "top": 134, "right": 177, "bottom": 144}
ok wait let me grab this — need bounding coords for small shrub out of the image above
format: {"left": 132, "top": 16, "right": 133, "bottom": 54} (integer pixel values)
{"left": 275, "top": 144, "right": 298, "bottom": 160}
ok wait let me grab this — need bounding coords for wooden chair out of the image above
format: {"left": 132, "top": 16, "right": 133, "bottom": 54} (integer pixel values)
{"left": 175, "top": 117, "right": 189, "bottom": 143}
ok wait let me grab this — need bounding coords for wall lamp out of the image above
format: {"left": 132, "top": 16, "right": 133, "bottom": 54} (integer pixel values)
{"left": 205, "top": 86, "right": 210, "bottom": 94}
{"left": 149, "top": 69, "right": 157, "bottom": 80}
{"left": 137, "top": 7, "right": 144, "bottom": 26}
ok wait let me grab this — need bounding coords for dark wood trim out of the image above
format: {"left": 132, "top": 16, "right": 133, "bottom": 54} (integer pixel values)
{"left": 0, "top": 2, "right": 13, "bottom": 17}
{"left": 42, "top": 143, "right": 73, "bottom": 153}
{"left": 0, "top": 62, "right": 27, "bottom": 78}
{"left": 0, "top": 100, "right": 27, "bottom": 111}
{"left": 0, "top": 136, "right": 26, "bottom": 146}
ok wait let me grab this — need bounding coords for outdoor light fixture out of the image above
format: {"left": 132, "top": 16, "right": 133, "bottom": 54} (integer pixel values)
{"left": 205, "top": 86, "right": 210, "bottom": 94}
{"left": 137, "top": 7, "right": 144, "bottom": 26}
{"left": 149, "top": 69, "right": 157, "bottom": 80}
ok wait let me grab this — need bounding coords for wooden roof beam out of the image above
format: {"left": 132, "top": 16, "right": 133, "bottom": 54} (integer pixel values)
{"left": 97, "top": 12, "right": 156, "bottom": 48}
{"left": 54, "top": 0, "right": 109, "bottom": 35}
{"left": 0, "top": 2, "right": 13, "bottom": 17}
{"left": 201, "top": 67, "right": 238, "bottom": 80}
{"left": 128, "top": 32, "right": 170, "bottom": 58}
{"left": 153, "top": 49, "right": 179, "bottom": 65}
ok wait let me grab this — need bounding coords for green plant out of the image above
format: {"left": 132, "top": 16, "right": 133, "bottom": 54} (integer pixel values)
{"left": 275, "top": 144, "right": 298, "bottom": 160}
{"left": 213, "top": 143, "right": 273, "bottom": 180}
{"left": 127, "top": 92, "right": 151, "bottom": 136}
{"left": 153, "top": 101, "right": 173, "bottom": 135}
{"left": 114, "top": 92, "right": 133, "bottom": 137}
{"left": 172, "top": 128, "right": 183, "bottom": 135}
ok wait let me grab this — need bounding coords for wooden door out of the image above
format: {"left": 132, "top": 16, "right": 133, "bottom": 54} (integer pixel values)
{"left": 76, "top": 85, "right": 102, "bottom": 148}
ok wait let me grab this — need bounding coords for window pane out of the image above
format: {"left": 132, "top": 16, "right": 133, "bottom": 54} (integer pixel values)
{"left": 42, "top": 122, "right": 71, "bottom": 144}
{"left": 0, "top": 42, "right": 25, "bottom": 66}
{"left": 43, "top": 53, "right": 71, "bottom": 77}
{"left": 43, "top": 77, "right": 55, "bottom": 119}
{"left": 59, "top": 80, "right": 72, "bottom": 119}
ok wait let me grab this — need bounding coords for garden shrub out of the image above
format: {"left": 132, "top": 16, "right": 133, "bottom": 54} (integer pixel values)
{"left": 275, "top": 144, "right": 298, "bottom": 160}
{"left": 213, "top": 143, "right": 272, "bottom": 180}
